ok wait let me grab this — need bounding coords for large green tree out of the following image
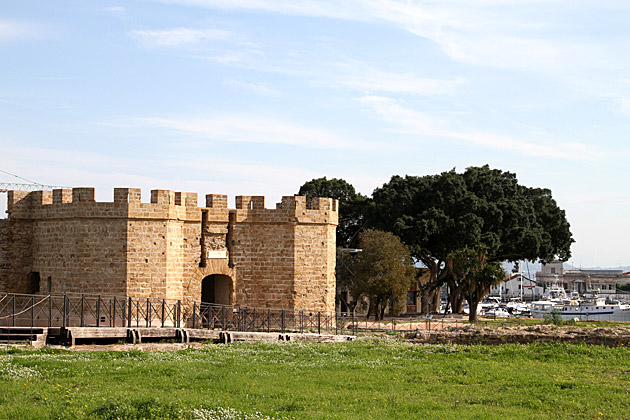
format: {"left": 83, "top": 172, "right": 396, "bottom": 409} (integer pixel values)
{"left": 297, "top": 177, "right": 368, "bottom": 247}
{"left": 370, "top": 165, "right": 574, "bottom": 314}
{"left": 344, "top": 229, "right": 416, "bottom": 320}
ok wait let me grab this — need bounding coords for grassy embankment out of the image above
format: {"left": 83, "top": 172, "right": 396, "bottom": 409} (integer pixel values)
{"left": 0, "top": 339, "right": 628, "bottom": 420}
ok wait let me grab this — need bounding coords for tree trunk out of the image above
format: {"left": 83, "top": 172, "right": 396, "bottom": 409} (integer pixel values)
{"left": 420, "top": 289, "right": 431, "bottom": 314}
{"left": 468, "top": 300, "right": 479, "bottom": 323}
{"left": 420, "top": 288, "right": 440, "bottom": 314}
{"left": 448, "top": 283, "right": 465, "bottom": 313}
{"left": 453, "top": 293, "right": 465, "bottom": 314}
{"left": 374, "top": 298, "right": 383, "bottom": 321}
{"left": 432, "top": 290, "right": 440, "bottom": 313}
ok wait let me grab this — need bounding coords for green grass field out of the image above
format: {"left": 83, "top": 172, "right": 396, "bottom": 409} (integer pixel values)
{"left": 0, "top": 339, "right": 628, "bottom": 419}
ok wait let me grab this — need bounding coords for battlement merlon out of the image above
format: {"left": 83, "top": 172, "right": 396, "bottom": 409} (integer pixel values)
{"left": 5, "top": 189, "right": 337, "bottom": 225}
{"left": 6, "top": 190, "right": 32, "bottom": 217}
{"left": 114, "top": 188, "right": 141, "bottom": 203}
{"left": 275, "top": 196, "right": 339, "bottom": 212}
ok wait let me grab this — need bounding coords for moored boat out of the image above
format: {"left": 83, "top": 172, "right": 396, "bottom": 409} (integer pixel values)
{"left": 531, "top": 294, "right": 630, "bottom": 321}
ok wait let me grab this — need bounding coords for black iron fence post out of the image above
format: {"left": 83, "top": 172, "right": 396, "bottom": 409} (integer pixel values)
{"left": 222, "top": 306, "right": 226, "bottom": 330}
{"left": 146, "top": 298, "right": 150, "bottom": 328}
{"left": 12, "top": 295, "right": 15, "bottom": 327}
{"left": 31, "top": 295, "right": 34, "bottom": 328}
{"left": 281, "top": 309, "right": 285, "bottom": 334}
{"left": 48, "top": 295, "right": 52, "bottom": 328}
{"left": 121, "top": 298, "right": 126, "bottom": 328}
{"left": 80, "top": 294, "right": 85, "bottom": 327}
{"left": 127, "top": 297, "right": 132, "bottom": 328}
{"left": 192, "top": 302, "right": 197, "bottom": 329}
{"left": 317, "top": 311, "right": 321, "bottom": 335}
{"left": 267, "top": 309, "right": 270, "bottom": 333}
{"left": 96, "top": 296, "right": 101, "bottom": 327}
{"left": 177, "top": 300, "right": 181, "bottom": 328}
{"left": 62, "top": 293, "right": 67, "bottom": 328}
{"left": 113, "top": 297, "right": 117, "bottom": 327}
{"left": 161, "top": 299, "right": 165, "bottom": 328}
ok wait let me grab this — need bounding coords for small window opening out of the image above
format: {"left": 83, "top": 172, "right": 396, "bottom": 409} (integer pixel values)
{"left": 27, "top": 272, "right": 40, "bottom": 294}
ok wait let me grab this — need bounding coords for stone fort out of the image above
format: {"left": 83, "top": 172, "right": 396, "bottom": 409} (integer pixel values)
{"left": 0, "top": 188, "right": 338, "bottom": 312}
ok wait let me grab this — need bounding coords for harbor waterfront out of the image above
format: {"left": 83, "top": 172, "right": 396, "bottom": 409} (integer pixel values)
{"left": 530, "top": 298, "right": 630, "bottom": 322}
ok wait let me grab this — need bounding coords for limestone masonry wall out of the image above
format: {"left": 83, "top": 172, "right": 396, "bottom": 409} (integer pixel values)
{"left": 0, "top": 188, "right": 338, "bottom": 312}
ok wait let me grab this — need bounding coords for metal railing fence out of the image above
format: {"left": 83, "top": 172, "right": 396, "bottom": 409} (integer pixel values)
{"left": 7, "top": 293, "right": 622, "bottom": 338}
{"left": 0, "top": 292, "right": 345, "bottom": 335}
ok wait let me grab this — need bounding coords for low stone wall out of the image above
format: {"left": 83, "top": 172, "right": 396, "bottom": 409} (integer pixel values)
{"left": 405, "top": 325, "right": 630, "bottom": 346}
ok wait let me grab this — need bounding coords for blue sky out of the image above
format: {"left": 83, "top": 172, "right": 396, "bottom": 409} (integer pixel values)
{"left": 1, "top": 1, "right": 629, "bottom": 268}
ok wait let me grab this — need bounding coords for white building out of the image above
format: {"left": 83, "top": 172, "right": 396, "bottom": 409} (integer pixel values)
{"left": 536, "top": 261, "right": 630, "bottom": 298}
{"left": 489, "top": 274, "right": 543, "bottom": 301}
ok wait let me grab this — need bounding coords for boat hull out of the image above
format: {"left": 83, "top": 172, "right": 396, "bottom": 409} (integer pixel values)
{"left": 531, "top": 304, "right": 630, "bottom": 322}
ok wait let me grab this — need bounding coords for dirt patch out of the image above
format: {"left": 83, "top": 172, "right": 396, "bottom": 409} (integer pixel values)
{"left": 405, "top": 324, "right": 630, "bottom": 346}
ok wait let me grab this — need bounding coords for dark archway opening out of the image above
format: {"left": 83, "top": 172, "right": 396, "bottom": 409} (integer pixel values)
{"left": 201, "top": 274, "right": 232, "bottom": 305}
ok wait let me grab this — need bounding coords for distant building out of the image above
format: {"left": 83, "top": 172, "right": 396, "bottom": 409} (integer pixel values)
{"left": 404, "top": 269, "right": 431, "bottom": 314}
{"left": 489, "top": 274, "right": 543, "bottom": 301}
{"left": 536, "top": 261, "right": 630, "bottom": 298}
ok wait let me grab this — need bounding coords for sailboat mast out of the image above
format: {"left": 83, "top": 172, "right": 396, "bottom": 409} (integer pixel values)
{"left": 520, "top": 261, "right": 523, "bottom": 301}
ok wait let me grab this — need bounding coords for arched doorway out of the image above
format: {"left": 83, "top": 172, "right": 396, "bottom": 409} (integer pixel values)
{"left": 201, "top": 274, "right": 232, "bottom": 305}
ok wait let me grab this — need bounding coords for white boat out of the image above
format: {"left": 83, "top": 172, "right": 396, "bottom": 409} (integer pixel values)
{"left": 531, "top": 293, "right": 630, "bottom": 321}
{"left": 483, "top": 307, "right": 511, "bottom": 317}
{"left": 506, "top": 298, "right": 531, "bottom": 317}
{"left": 541, "top": 279, "right": 570, "bottom": 302}
{"left": 464, "top": 297, "right": 500, "bottom": 315}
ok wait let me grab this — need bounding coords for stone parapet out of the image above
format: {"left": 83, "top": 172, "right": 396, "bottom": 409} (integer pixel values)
{"left": 6, "top": 189, "right": 338, "bottom": 226}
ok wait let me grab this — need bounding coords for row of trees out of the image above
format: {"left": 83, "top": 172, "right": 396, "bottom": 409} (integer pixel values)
{"left": 298, "top": 166, "right": 574, "bottom": 322}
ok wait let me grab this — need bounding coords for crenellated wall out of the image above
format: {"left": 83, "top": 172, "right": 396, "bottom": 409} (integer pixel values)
{"left": 0, "top": 188, "right": 338, "bottom": 312}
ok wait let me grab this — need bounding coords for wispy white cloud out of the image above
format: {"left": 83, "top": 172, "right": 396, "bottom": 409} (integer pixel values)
{"left": 359, "top": 95, "right": 604, "bottom": 161}
{"left": 103, "top": 6, "right": 125, "bottom": 14}
{"left": 0, "top": 19, "right": 40, "bottom": 43}
{"left": 224, "top": 79, "right": 279, "bottom": 96}
{"left": 200, "top": 48, "right": 265, "bottom": 65}
{"left": 148, "top": 0, "right": 630, "bottom": 112}
{"left": 102, "top": 114, "right": 379, "bottom": 150}
{"left": 317, "top": 60, "right": 466, "bottom": 96}
{"left": 131, "top": 28, "right": 230, "bottom": 47}
{"left": 152, "top": 0, "right": 367, "bottom": 20}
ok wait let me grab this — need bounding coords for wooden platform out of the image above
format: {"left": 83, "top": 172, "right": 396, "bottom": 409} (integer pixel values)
{"left": 38, "top": 327, "right": 356, "bottom": 347}
{"left": 0, "top": 327, "right": 48, "bottom": 348}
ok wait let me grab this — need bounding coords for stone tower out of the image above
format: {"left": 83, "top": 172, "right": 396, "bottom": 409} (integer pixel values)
{"left": 0, "top": 188, "right": 338, "bottom": 312}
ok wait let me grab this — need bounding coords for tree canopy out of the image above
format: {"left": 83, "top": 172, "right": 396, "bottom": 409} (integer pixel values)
{"left": 297, "top": 177, "right": 368, "bottom": 247}
{"left": 340, "top": 229, "right": 416, "bottom": 320}
{"left": 370, "top": 165, "right": 574, "bottom": 313}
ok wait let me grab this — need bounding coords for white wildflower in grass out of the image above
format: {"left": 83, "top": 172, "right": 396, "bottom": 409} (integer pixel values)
{"left": 191, "top": 406, "right": 279, "bottom": 420}
{"left": 0, "top": 362, "right": 42, "bottom": 379}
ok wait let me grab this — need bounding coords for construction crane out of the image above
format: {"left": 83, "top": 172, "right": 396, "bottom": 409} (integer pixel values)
{"left": 0, "top": 169, "right": 69, "bottom": 193}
